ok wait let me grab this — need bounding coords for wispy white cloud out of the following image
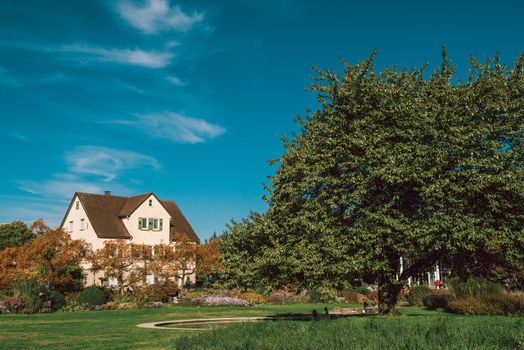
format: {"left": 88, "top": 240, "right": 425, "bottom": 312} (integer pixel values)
{"left": 18, "top": 174, "right": 105, "bottom": 199}
{"left": 117, "top": 0, "right": 204, "bottom": 34}
{"left": 65, "top": 146, "right": 161, "bottom": 181}
{"left": 0, "top": 194, "right": 68, "bottom": 227}
{"left": 0, "top": 67, "right": 23, "bottom": 87}
{"left": 15, "top": 146, "right": 161, "bottom": 223}
{"left": 60, "top": 44, "right": 174, "bottom": 68}
{"left": 11, "top": 132, "right": 29, "bottom": 142}
{"left": 0, "top": 40, "right": 174, "bottom": 69}
{"left": 111, "top": 112, "right": 225, "bottom": 144}
{"left": 166, "top": 75, "right": 185, "bottom": 86}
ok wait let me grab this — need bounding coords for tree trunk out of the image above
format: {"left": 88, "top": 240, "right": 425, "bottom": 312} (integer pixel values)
{"left": 378, "top": 277, "right": 403, "bottom": 315}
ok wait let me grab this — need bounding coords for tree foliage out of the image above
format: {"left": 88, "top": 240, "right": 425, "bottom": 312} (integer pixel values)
{"left": 196, "top": 235, "right": 222, "bottom": 284}
{"left": 0, "top": 220, "right": 34, "bottom": 250}
{"left": 219, "top": 51, "right": 524, "bottom": 313}
{"left": 0, "top": 221, "right": 88, "bottom": 292}
{"left": 90, "top": 234, "right": 197, "bottom": 294}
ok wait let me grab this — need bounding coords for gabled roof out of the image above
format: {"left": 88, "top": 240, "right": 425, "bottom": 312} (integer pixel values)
{"left": 118, "top": 192, "right": 152, "bottom": 217}
{"left": 61, "top": 192, "right": 198, "bottom": 242}
{"left": 63, "top": 192, "right": 130, "bottom": 239}
{"left": 162, "top": 200, "right": 199, "bottom": 243}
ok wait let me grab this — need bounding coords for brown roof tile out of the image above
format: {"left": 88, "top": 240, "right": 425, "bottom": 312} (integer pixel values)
{"left": 118, "top": 193, "right": 152, "bottom": 217}
{"left": 161, "top": 200, "right": 199, "bottom": 243}
{"left": 76, "top": 193, "right": 130, "bottom": 239}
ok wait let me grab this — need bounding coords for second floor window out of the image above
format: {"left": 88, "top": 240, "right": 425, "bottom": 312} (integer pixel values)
{"left": 139, "top": 217, "right": 148, "bottom": 230}
{"left": 69, "top": 221, "right": 73, "bottom": 232}
{"left": 138, "top": 217, "right": 163, "bottom": 231}
{"left": 80, "top": 218, "right": 86, "bottom": 230}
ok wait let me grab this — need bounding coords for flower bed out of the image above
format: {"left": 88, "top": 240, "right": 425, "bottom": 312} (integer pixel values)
{"left": 192, "top": 296, "right": 251, "bottom": 307}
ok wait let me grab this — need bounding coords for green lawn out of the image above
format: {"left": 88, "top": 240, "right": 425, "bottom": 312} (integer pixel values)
{"left": 0, "top": 305, "right": 522, "bottom": 350}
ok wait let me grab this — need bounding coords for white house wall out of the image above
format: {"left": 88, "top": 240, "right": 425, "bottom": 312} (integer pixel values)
{"left": 61, "top": 195, "right": 102, "bottom": 250}
{"left": 123, "top": 194, "right": 171, "bottom": 245}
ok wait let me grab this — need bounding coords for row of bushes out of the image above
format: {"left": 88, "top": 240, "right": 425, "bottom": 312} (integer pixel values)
{"left": 0, "top": 279, "right": 107, "bottom": 314}
{"left": 1, "top": 277, "right": 184, "bottom": 313}
{"left": 447, "top": 294, "right": 524, "bottom": 316}
{"left": 407, "top": 277, "right": 524, "bottom": 316}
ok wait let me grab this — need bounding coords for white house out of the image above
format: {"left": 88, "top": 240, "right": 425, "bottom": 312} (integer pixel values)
{"left": 60, "top": 191, "right": 199, "bottom": 287}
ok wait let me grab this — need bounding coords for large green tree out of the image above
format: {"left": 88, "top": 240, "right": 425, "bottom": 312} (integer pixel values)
{"left": 0, "top": 220, "right": 34, "bottom": 250}
{"left": 220, "top": 51, "right": 524, "bottom": 314}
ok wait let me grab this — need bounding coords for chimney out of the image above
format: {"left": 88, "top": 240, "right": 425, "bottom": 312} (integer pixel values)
{"left": 104, "top": 191, "right": 111, "bottom": 196}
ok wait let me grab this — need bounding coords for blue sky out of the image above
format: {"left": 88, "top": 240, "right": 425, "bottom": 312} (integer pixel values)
{"left": 0, "top": 0, "right": 522, "bottom": 240}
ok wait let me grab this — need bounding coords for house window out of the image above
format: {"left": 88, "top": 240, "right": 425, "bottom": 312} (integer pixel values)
{"left": 146, "top": 274, "right": 154, "bottom": 285}
{"left": 139, "top": 217, "right": 148, "bottom": 230}
{"left": 80, "top": 218, "right": 86, "bottom": 230}
{"left": 153, "top": 218, "right": 159, "bottom": 230}
{"left": 149, "top": 199, "right": 152, "bottom": 206}
{"left": 75, "top": 201, "right": 79, "bottom": 210}
{"left": 69, "top": 221, "right": 73, "bottom": 232}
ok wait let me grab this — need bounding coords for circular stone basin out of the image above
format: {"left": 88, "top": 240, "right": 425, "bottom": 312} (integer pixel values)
{"left": 137, "top": 316, "right": 314, "bottom": 331}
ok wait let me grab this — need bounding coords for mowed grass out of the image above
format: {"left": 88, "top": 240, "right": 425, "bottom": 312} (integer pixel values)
{"left": 1, "top": 305, "right": 523, "bottom": 350}
{"left": 0, "top": 304, "right": 344, "bottom": 350}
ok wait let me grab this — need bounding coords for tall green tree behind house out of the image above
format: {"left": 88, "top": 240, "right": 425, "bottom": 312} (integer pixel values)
{"left": 219, "top": 51, "right": 524, "bottom": 314}
{"left": 0, "top": 221, "right": 34, "bottom": 250}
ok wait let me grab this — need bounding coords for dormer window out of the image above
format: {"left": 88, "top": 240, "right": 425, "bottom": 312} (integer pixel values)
{"left": 149, "top": 199, "right": 152, "bottom": 207}
{"left": 75, "top": 201, "right": 79, "bottom": 210}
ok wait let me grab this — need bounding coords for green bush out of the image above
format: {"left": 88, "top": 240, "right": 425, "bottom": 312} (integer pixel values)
{"left": 46, "top": 290, "right": 66, "bottom": 311}
{"left": 450, "top": 277, "right": 503, "bottom": 298}
{"left": 423, "top": 290, "right": 455, "bottom": 310}
{"left": 343, "top": 284, "right": 370, "bottom": 296}
{"left": 406, "top": 285, "right": 432, "bottom": 306}
{"left": 12, "top": 278, "right": 43, "bottom": 313}
{"left": 135, "top": 282, "right": 179, "bottom": 303}
{"left": 78, "top": 286, "right": 105, "bottom": 307}
{"left": 308, "top": 289, "right": 337, "bottom": 303}
{"left": 447, "top": 294, "right": 524, "bottom": 316}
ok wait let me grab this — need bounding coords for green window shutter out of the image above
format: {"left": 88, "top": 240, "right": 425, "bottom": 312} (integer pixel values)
{"left": 148, "top": 218, "right": 153, "bottom": 230}
{"left": 159, "top": 219, "right": 163, "bottom": 231}
{"left": 138, "top": 217, "right": 142, "bottom": 230}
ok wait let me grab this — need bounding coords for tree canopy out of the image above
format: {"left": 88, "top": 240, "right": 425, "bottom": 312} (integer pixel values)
{"left": 219, "top": 51, "right": 524, "bottom": 313}
{"left": 0, "top": 220, "right": 34, "bottom": 250}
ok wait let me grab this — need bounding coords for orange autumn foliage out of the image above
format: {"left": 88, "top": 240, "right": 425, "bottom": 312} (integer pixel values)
{"left": 0, "top": 221, "right": 88, "bottom": 291}
{"left": 196, "top": 237, "right": 221, "bottom": 277}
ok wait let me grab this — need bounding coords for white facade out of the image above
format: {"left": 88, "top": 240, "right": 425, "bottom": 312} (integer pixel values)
{"left": 122, "top": 194, "right": 171, "bottom": 246}
{"left": 65, "top": 195, "right": 102, "bottom": 249}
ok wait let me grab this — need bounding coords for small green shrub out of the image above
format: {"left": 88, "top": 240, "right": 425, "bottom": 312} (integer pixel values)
{"left": 423, "top": 290, "right": 455, "bottom": 310}
{"left": 268, "top": 291, "right": 297, "bottom": 305}
{"left": 343, "top": 285, "right": 370, "bottom": 296}
{"left": 308, "top": 289, "right": 337, "bottom": 303}
{"left": 12, "top": 278, "right": 43, "bottom": 313}
{"left": 406, "top": 285, "right": 432, "bottom": 306}
{"left": 46, "top": 290, "right": 66, "bottom": 311}
{"left": 447, "top": 294, "right": 524, "bottom": 316}
{"left": 450, "top": 277, "right": 503, "bottom": 298}
{"left": 135, "top": 282, "right": 179, "bottom": 303}
{"left": 78, "top": 286, "right": 105, "bottom": 307}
